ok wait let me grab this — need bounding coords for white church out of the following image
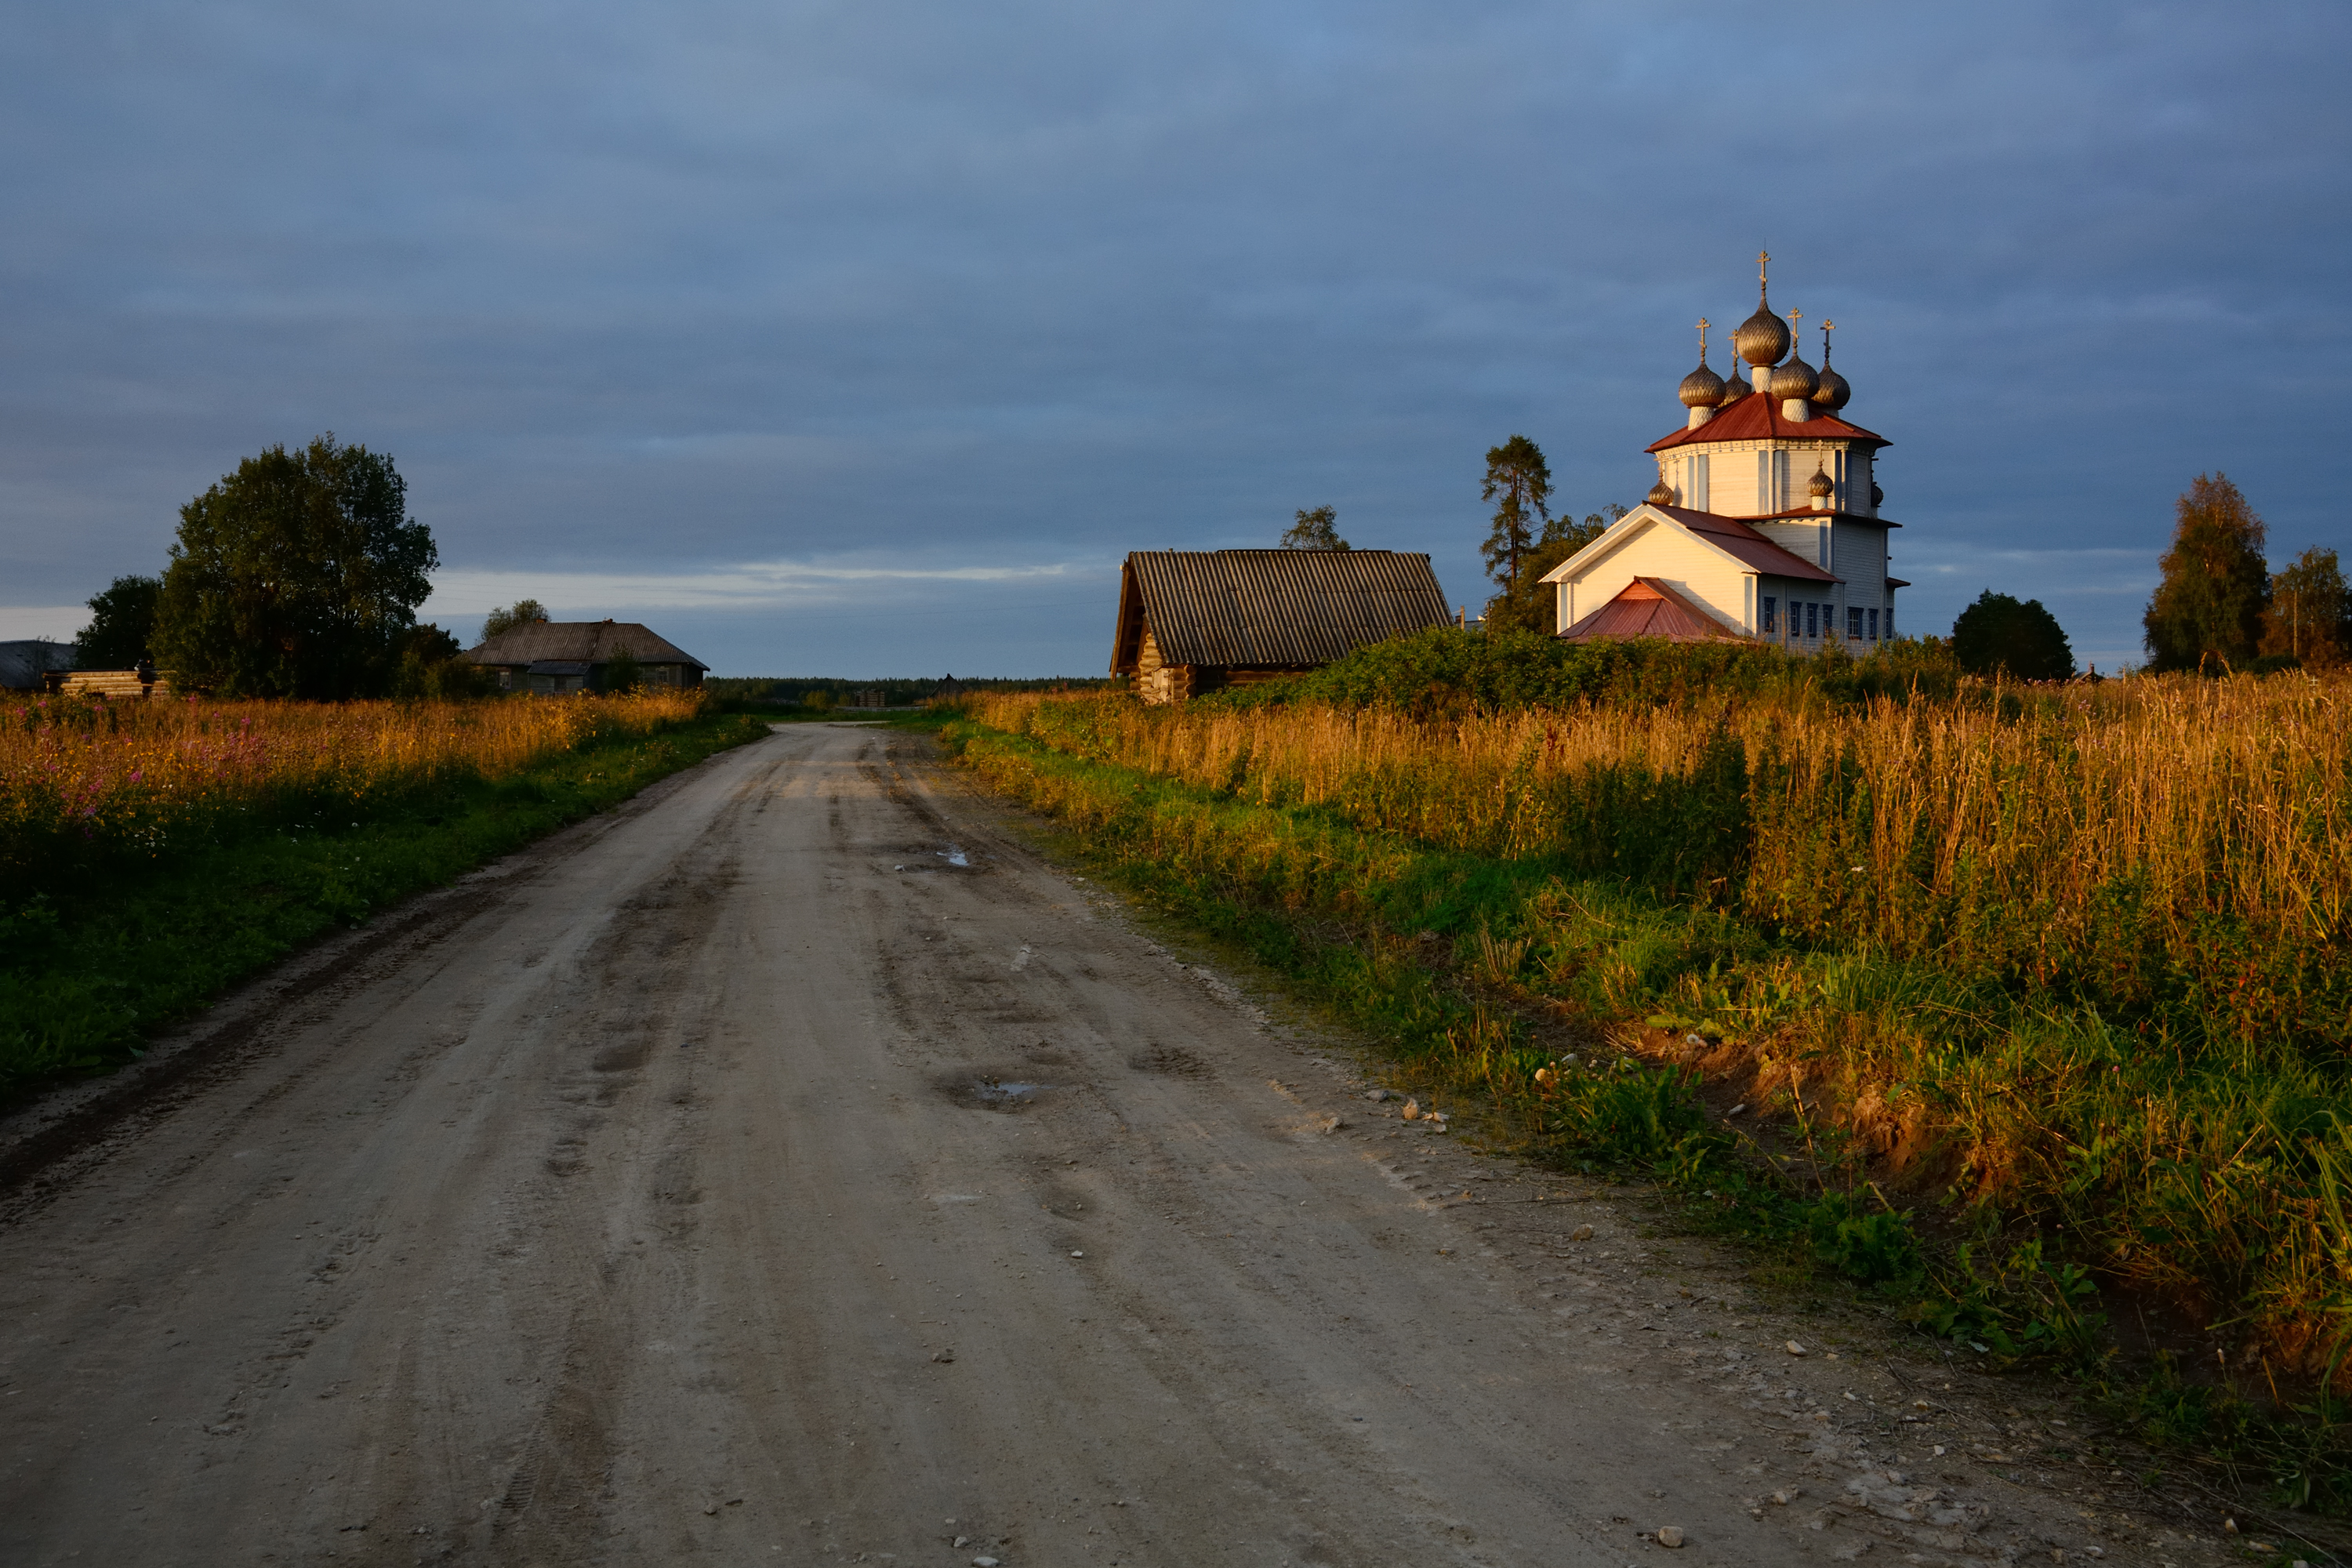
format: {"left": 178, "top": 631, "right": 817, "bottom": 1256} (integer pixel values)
{"left": 1541, "top": 256, "right": 1905, "bottom": 648}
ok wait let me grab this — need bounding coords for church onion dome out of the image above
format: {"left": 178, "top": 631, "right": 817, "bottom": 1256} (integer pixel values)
{"left": 1678, "top": 360, "right": 1726, "bottom": 408}
{"left": 1733, "top": 300, "right": 1791, "bottom": 366}
{"left": 1813, "top": 361, "right": 1851, "bottom": 409}
{"left": 1769, "top": 351, "right": 1819, "bottom": 402}
{"left": 1647, "top": 478, "right": 1675, "bottom": 506}
{"left": 1808, "top": 466, "right": 1835, "bottom": 499}
{"left": 1718, "top": 360, "right": 1752, "bottom": 404}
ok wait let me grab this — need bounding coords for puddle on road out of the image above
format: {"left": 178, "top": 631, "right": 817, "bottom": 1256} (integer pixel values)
{"left": 893, "top": 844, "right": 975, "bottom": 873}
{"left": 941, "top": 1076, "right": 1056, "bottom": 1112}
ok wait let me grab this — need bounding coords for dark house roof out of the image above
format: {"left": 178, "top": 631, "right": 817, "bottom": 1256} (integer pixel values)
{"left": 0, "top": 639, "right": 76, "bottom": 691}
{"left": 1646, "top": 395, "right": 1889, "bottom": 452}
{"left": 1559, "top": 578, "right": 1745, "bottom": 644}
{"left": 463, "top": 621, "right": 707, "bottom": 670}
{"left": 1111, "top": 550, "right": 1451, "bottom": 673}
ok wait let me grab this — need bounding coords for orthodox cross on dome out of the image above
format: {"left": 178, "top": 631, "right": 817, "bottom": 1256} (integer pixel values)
{"left": 1788, "top": 308, "right": 1803, "bottom": 335}
{"left": 1697, "top": 318, "right": 1711, "bottom": 359}
{"left": 1821, "top": 318, "right": 1835, "bottom": 355}
{"left": 1757, "top": 249, "right": 1770, "bottom": 289}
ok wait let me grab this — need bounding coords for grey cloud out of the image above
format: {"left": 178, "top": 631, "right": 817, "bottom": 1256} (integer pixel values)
{"left": 2, "top": 1, "right": 2345, "bottom": 673}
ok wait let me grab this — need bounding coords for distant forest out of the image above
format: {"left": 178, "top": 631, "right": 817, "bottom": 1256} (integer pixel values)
{"left": 705, "top": 676, "right": 1116, "bottom": 710}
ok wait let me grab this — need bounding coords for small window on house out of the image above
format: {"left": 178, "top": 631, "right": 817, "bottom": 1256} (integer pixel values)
{"left": 1847, "top": 606, "right": 1863, "bottom": 640}
{"left": 1761, "top": 596, "right": 1777, "bottom": 635}
{"left": 1867, "top": 608, "right": 1880, "bottom": 641}
{"left": 1805, "top": 601, "right": 1819, "bottom": 640}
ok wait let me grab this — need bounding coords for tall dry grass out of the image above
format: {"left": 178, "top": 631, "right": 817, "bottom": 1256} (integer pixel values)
{"left": 967, "top": 677, "right": 2352, "bottom": 1056}
{"left": 2, "top": 689, "right": 709, "bottom": 893}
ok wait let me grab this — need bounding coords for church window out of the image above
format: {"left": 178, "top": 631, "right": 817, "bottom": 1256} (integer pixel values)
{"left": 1867, "top": 608, "right": 1880, "bottom": 641}
{"left": 1761, "top": 596, "right": 1777, "bottom": 635}
{"left": 1805, "top": 602, "right": 1818, "bottom": 640}
{"left": 1847, "top": 606, "right": 1863, "bottom": 640}
{"left": 1756, "top": 452, "right": 1769, "bottom": 514}
{"left": 1774, "top": 451, "right": 1790, "bottom": 512}
{"left": 1690, "top": 454, "right": 1710, "bottom": 512}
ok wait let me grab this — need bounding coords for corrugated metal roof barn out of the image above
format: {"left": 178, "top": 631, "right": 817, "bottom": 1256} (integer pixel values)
{"left": 1111, "top": 550, "right": 1450, "bottom": 703}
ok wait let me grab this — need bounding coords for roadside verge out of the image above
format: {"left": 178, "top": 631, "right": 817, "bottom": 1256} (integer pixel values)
{"left": 932, "top": 708, "right": 2352, "bottom": 1524}
{"left": 0, "top": 709, "right": 770, "bottom": 1095}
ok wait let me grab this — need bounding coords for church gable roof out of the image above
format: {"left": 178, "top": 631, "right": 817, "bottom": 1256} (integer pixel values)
{"left": 1541, "top": 505, "right": 1838, "bottom": 587}
{"left": 1559, "top": 577, "right": 1746, "bottom": 644}
{"left": 1646, "top": 394, "right": 1889, "bottom": 453}
{"left": 1111, "top": 550, "right": 1450, "bottom": 673}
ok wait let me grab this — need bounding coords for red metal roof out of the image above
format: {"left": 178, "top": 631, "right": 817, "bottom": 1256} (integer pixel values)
{"left": 1559, "top": 578, "right": 1746, "bottom": 644}
{"left": 1646, "top": 394, "right": 1889, "bottom": 453}
{"left": 1645, "top": 505, "right": 1840, "bottom": 584}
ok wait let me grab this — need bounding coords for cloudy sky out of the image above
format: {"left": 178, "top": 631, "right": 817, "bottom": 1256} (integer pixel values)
{"left": 3, "top": 2, "right": 2343, "bottom": 675}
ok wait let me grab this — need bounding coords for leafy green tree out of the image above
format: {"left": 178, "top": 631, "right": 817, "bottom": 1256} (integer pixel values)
{"left": 600, "top": 650, "right": 644, "bottom": 694}
{"left": 389, "top": 623, "right": 492, "bottom": 699}
{"left": 2143, "top": 474, "right": 2269, "bottom": 673}
{"left": 1483, "top": 503, "right": 1627, "bottom": 634}
{"left": 1280, "top": 506, "right": 1348, "bottom": 550}
{"left": 1951, "top": 590, "right": 2074, "bottom": 681}
{"left": 73, "top": 575, "right": 162, "bottom": 669}
{"left": 2259, "top": 546, "right": 2350, "bottom": 669}
{"left": 1479, "top": 435, "right": 1554, "bottom": 598}
{"left": 481, "top": 599, "right": 550, "bottom": 641}
{"left": 153, "top": 435, "right": 436, "bottom": 699}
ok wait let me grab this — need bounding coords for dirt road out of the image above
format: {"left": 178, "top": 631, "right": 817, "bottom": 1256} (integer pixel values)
{"left": 0, "top": 725, "right": 2217, "bottom": 1566}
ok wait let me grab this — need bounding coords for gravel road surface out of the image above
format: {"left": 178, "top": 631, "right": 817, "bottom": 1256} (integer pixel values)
{"left": 0, "top": 724, "right": 2223, "bottom": 1566}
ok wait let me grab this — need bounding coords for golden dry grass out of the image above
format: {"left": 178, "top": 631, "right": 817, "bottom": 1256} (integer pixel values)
{"left": 2, "top": 690, "right": 709, "bottom": 869}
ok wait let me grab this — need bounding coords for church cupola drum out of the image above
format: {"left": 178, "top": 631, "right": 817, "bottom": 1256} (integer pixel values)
{"left": 1539, "top": 252, "right": 1907, "bottom": 651}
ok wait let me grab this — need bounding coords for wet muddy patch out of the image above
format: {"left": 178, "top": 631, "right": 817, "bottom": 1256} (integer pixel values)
{"left": 891, "top": 844, "right": 979, "bottom": 873}
{"left": 939, "top": 1074, "right": 1056, "bottom": 1112}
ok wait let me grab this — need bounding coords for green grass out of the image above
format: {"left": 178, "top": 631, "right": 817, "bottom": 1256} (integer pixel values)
{"left": 934, "top": 708, "right": 2352, "bottom": 1512}
{"left": 0, "top": 710, "right": 770, "bottom": 1092}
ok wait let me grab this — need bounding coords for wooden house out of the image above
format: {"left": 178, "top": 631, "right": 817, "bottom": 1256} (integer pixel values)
{"left": 461, "top": 620, "right": 708, "bottom": 695}
{"left": 1110, "top": 550, "right": 1450, "bottom": 703}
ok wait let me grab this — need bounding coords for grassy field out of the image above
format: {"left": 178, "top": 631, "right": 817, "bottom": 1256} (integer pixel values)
{"left": 937, "top": 640, "right": 2352, "bottom": 1502}
{"left": 1, "top": 690, "right": 769, "bottom": 1089}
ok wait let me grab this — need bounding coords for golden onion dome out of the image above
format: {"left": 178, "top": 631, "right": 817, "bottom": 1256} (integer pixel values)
{"left": 1733, "top": 299, "right": 1791, "bottom": 367}
{"left": 1808, "top": 466, "right": 1835, "bottom": 499}
{"left": 1718, "top": 360, "right": 1751, "bottom": 404}
{"left": 1679, "top": 359, "right": 1726, "bottom": 408}
{"left": 1769, "top": 351, "right": 1819, "bottom": 402}
{"left": 1813, "top": 350, "right": 1852, "bottom": 410}
{"left": 1647, "top": 478, "right": 1675, "bottom": 507}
